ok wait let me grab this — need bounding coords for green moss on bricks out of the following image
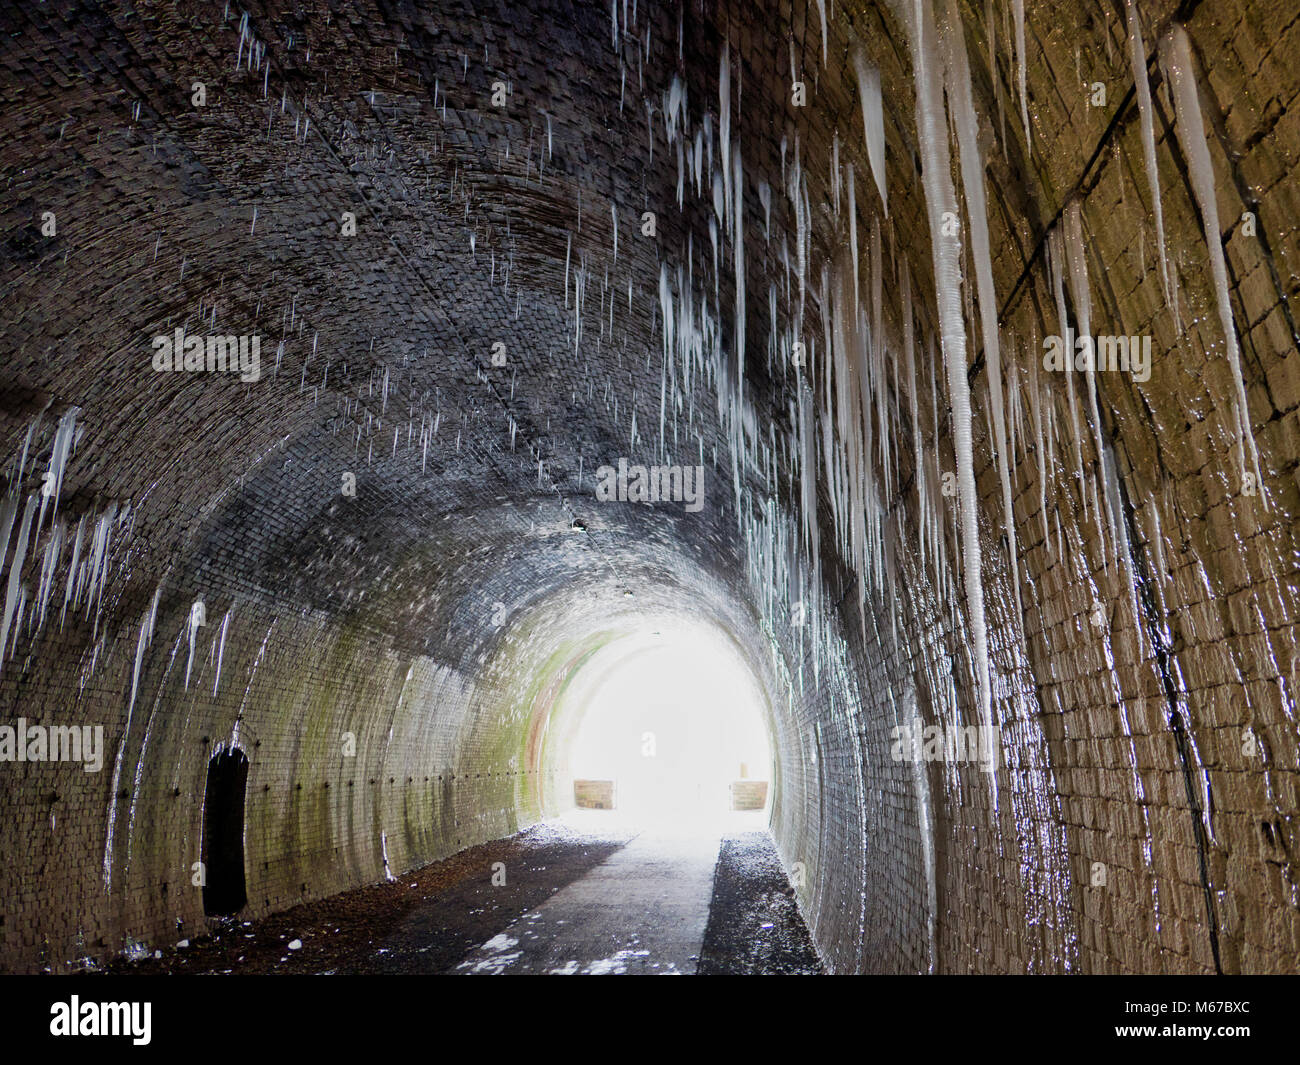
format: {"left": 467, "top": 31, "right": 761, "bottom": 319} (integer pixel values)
{"left": 473, "top": 612, "right": 624, "bottom": 823}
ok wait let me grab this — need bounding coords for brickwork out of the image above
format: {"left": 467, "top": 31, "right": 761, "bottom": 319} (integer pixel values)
{"left": 0, "top": 0, "right": 1298, "bottom": 976}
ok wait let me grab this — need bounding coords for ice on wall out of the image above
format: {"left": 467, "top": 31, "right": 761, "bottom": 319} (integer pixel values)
{"left": 852, "top": 46, "right": 888, "bottom": 216}
{"left": 1161, "top": 24, "right": 1265, "bottom": 500}
{"left": 908, "top": 0, "right": 996, "bottom": 771}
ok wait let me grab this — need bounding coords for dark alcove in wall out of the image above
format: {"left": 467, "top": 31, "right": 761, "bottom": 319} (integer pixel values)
{"left": 201, "top": 748, "right": 250, "bottom": 918}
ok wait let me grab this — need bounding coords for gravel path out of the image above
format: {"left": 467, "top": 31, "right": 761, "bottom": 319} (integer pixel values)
{"left": 698, "top": 831, "right": 825, "bottom": 974}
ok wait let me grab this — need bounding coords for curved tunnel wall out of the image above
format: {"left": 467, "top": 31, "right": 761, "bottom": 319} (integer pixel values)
{"left": 1, "top": 0, "right": 1298, "bottom": 975}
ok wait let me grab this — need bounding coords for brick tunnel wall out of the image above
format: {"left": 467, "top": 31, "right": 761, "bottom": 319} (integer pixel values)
{"left": 1, "top": 0, "right": 1299, "bottom": 975}
{"left": 754, "top": 0, "right": 1300, "bottom": 975}
{"left": 1, "top": 582, "right": 540, "bottom": 970}
{"left": 735, "top": 0, "right": 1300, "bottom": 975}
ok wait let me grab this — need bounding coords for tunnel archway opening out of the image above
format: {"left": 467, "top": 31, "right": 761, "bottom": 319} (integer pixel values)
{"left": 201, "top": 747, "right": 250, "bottom": 918}
{"left": 553, "top": 619, "right": 774, "bottom": 833}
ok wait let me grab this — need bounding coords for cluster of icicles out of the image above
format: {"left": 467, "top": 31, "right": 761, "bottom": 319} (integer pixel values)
{"left": 169, "top": 1, "right": 1259, "bottom": 755}
{"left": 601, "top": 0, "right": 1258, "bottom": 835}
{"left": 3, "top": 0, "right": 1255, "bottom": 906}
{"left": 0, "top": 408, "right": 248, "bottom": 892}
{"left": 0, "top": 409, "right": 130, "bottom": 683}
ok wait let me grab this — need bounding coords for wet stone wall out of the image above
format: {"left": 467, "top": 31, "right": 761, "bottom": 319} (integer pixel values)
{"left": 0, "top": 594, "right": 541, "bottom": 971}
{"left": 0, "top": 0, "right": 1298, "bottom": 977}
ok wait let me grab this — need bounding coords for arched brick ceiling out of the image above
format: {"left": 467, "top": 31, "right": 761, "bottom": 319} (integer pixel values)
{"left": 1, "top": 0, "right": 1298, "bottom": 975}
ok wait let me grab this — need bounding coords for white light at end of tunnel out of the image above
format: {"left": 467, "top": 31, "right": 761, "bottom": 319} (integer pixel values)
{"left": 561, "top": 619, "right": 773, "bottom": 835}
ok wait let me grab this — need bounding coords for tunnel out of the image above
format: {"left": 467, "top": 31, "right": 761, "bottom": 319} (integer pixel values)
{"left": 0, "top": 0, "right": 1298, "bottom": 985}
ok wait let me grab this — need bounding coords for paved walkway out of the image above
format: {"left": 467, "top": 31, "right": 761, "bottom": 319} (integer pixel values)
{"left": 455, "top": 831, "right": 721, "bottom": 975}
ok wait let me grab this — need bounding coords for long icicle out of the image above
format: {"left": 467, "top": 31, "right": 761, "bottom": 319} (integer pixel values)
{"left": 1125, "top": 0, "right": 1174, "bottom": 314}
{"left": 1063, "top": 201, "right": 1116, "bottom": 576}
{"left": 1014, "top": 0, "right": 1030, "bottom": 153}
{"left": 909, "top": 0, "right": 996, "bottom": 807}
{"left": 1162, "top": 24, "right": 1265, "bottom": 502}
{"left": 852, "top": 45, "right": 889, "bottom": 216}
{"left": 941, "top": 0, "right": 1023, "bottom": 630}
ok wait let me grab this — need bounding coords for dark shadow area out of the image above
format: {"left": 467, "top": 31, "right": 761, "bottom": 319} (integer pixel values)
{"left": 201, "top": 748, "right": 249, "bottom": 918}
{"left": 697, "top": 831, "right": 824, "bottom": 975}
{"left": 99, "top": 822, "right": 632, "bottom": 974}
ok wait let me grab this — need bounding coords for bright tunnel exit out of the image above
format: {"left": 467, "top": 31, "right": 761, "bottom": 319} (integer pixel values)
{"left": 557, "top": 620, "right": 773, "bottom": 830}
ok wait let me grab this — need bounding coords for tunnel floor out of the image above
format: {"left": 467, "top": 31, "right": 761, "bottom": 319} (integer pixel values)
{"left": 97, "top": 816, "right": 821, "bottom": 975}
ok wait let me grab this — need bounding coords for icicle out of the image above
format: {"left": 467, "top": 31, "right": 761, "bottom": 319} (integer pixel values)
{"left": 1048, "top": 228, "right": 1087, "bottom": 513}
{"left": 0, "top": 498, "right": 16, "bottom": 641}
{"left": 1008, "top": 342, "right": 1023, "bottom": 460}
{"left": 852, "top": 46, "right": 889, "bottom": 215}
{"left": 941, "top": 0, "right": 1022, "bottom": 627}
{"left": 902, "top": 266, "right": 924, "bottom": 562}
{"left": 184, "top": 600, "right": 204, "bottom": 689}
{"left": 849, "top": 165, "right": 860, "bottom": 320}
{"left": 870, "top": 219, "right": 889, "bottom": 487}
{"left": 37, "top": 406, "right": 79, "bottom": 536}
{"left": 1064, "top": 201, "right": 1120, "bottom": 576}
{"left": 909, "top": 0, "right": 995, "bottom": 802}
{"left": 82, "top": 504, "right": 116, "bottom": 621}
{"left": 831, "top": 133, "right": 842, "bottom": 218}
{"left": 35, "top": 520, "right": 62, "bottom": 631}
{"left": 213, "top": 610, "right": 230, "bottom": 696}
{"left": 0, "top": 495, "right": 36, "bottom": 672}
{"left": 1126, "top": 0, "right": 1172, "bottom": 313}
{"left": 719, "top": 42, "right": 732, "bottom": 230}
{"left": 1028, "top": 342, "right": 1050, "bottom": 548}
{"left": 102, "top": 585, "right": 160, "bottom": 890}
{"left": 733, "top": 143, "right": 746, "bottom": 387}
{"left": 1162, "top": 24, "right": 1264, "bottom": 500}
{"left": 1100, "top": 433, "right": 1146, "bottom": 658}
{"left": 798, "top": 382, "right": 819, "bottom": 579}
{"left": 1013, "top": 0, "right": 1030, "bottom": 153}
{"left": 60, "top": 515, "right": 83, "bottom": 629}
